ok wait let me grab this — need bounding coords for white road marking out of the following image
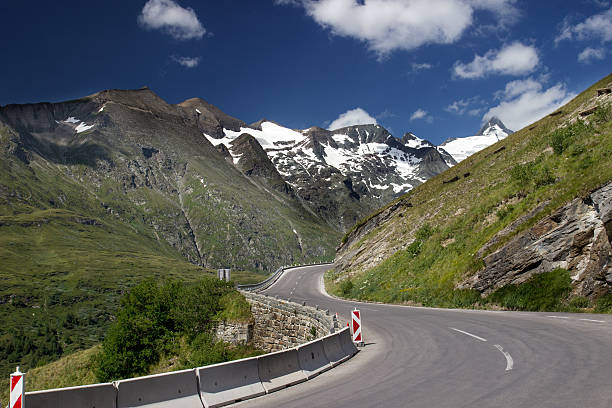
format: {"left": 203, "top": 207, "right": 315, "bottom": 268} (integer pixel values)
{"left": 449, "top": 327, "right": 487, "bottom": 342}
{"left": 548, "top": 316, "right": 570, "bottom": 319}
{"left": 579, "top": 318, "right": 605, "bottom": 323}
{"left": 494, "top": 344, "right": 514, "bottom": 371}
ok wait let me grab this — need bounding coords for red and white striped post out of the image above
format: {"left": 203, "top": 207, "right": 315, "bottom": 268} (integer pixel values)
{"left": 351, "top": 308, "right": 364, "bottom": 346}
{"left": 10, "top": 367, "right": 25, "bottom": 408}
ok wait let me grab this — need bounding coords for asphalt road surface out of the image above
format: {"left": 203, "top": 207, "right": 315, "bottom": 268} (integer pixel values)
{"left": 237, "top": 264, "right": 612, "bottom": 408}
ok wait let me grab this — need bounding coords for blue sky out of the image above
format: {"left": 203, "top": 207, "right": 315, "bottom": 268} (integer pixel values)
{"left": 0, "top": 0, "right": 610, "bottom": 144}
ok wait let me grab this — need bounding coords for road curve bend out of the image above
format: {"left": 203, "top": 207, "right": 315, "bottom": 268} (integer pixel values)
{"left": 237, "top": 264, "right": 612, "bottom": 408}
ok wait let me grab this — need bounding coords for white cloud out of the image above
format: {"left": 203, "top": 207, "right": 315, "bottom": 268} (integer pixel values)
{"left": 277, "top": 0, "right": 519, "bottom": 56}
{"left": 454, "top": 42, "right": 539, "bottom": 79}
{"left": 556, "top": 7, "right": 612, "bottom": 44}
{"left": 446, "top": 96, "right": 482, "bottom": 115}
{"left": 172, "top": 55, "right": 201, "bottom": 68}
{"left": 411, "top": 62, "right": 433, "bottom": 72}
{"left": 410, "top": 109, "right": 427, "bottom": 120}
{"left": 328, "top": 108, "right": 377, "bottom": 130}
{"left": 578, "top": 47, "right": 606, "bottom": 63}
{"left": 138, "top": 0, "right": 205, "bottom": 40}
{"left": 498, "top": 77, "right": 542, "bottom": 99}
{"left": 409, "top": 108, "right": 433, "bottom": 122}
{"left": 483, "top": 80, "right": 576, "bottom": 131}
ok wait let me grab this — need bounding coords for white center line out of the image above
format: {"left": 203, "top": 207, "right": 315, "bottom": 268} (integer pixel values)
{"left": 494, "top": 344, "right": 514, "bottom": 371}
{"left": 548, "top": 316, "right": 570, "bottom": 319}
{"left": 579, "top": 318, "right": 605, "bottom": 323}
{"left": 449, "top": 327, "right": 487, "bottom": 342}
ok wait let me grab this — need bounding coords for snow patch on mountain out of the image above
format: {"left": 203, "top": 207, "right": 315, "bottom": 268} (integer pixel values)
{"left": 439, "top": 118, "right": 513, "bottom": 163}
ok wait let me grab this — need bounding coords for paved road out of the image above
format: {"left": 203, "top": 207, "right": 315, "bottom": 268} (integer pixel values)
{"left": 237, "top": 264, "right": 612, "bottom": 408}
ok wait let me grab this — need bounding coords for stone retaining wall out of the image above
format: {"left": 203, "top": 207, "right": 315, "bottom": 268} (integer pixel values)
{"left": 242, "top": 292, "right": 335, "bottom": 352}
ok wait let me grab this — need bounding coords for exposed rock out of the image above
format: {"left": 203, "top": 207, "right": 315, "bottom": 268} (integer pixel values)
{"left": 460, "top": 182, "right": 612, "bottom": 297}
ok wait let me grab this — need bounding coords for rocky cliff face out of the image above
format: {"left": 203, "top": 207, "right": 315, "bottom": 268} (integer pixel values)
{"left": 461, "top": 182, "right": 612, "bottom": 297}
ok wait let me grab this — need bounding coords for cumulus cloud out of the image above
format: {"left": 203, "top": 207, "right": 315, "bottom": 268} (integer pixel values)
{"left": 453, "top": 42, "right": 539, "bottom": 79}
{"left": 483, "top": 79, "right": 575, "bottom": 131}
{"left": 497, "top": 77, "right": 542, "bottom": 99}
{"left": 172, "top": 55, "right": 201, "bottom": 68}
{"left": 276, "top": 0, "right": 519, "bottom": 56}
{"left": 328, "top": 108, "right": 377, "bottom": 130}
{"left": 555, "top": 7, "right": 612, "bottom": 44}
{"left": 138, "top": 0, "right": 205, "bottom": 40}
{"left": 578, "top": 47, "right": 606, "bottom": 63}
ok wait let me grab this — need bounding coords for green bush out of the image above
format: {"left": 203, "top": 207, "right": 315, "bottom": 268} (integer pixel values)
{"left": 594, "top": 293, "right": 612, "bottom": 313}
{"left": 94, "top": 277, "right": 242, "bottom": 382}
{"left": 486, "top": 269, "right": 572, "bottom": 312}
{"left": 510, "top": 158, "right": 555, "bottom": 188}
{"left": 569, "top": 296, "right": 591, "bottom": 309}
{"left": 340, "top": 279, "right": 354, "bottom": 296}
{"left": 550, "top": 119, "right": 593, "bottom": 155}
{"left": 177, "top": 333, "right": 261, "bottom": 369}
{"left": 593, "top": 103, "right": 611, "bottom": 125}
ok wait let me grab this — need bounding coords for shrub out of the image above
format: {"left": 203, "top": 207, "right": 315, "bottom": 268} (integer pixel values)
{"left": 569, "top": 296, "right": 591, "bottom": 309}
{"left": 593, "top": 103, "right": 611, "bottom": 125}
{"left": 550, "top": 119, "right": 593, "bottom": 155}
{"left": 510, "top": 158, "right": 555, "bottom": 188}
{"left": 486, "top": 269, "right": 572, "bottom": 312}
{"left": 340, "top": 279, "right": 354, "bottom": 296}
{"left": 94, "top": 277, "right": 239, "bottom": 382}
{"left": 594, "top": 293, "right": 612, "bottom": 313}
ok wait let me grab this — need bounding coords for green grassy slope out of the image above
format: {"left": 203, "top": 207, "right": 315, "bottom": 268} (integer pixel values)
{"left": 330, "top": 74, "right": 612, "bottom": 310}
{"left": 0, "top": 89, "right": 338, "bottom": 384}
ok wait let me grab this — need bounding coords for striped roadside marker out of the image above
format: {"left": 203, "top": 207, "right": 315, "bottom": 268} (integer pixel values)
{"left": 10, "top": 367, "right": 24, "bottom": 408}
{"left": 351, "top": 308, "right": 363, "bottom": 346}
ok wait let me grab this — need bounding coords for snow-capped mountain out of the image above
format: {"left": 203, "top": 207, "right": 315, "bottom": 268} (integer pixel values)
{"left": 439, "top": 117, "right": 513, "bottom": 163}
{"left": 204, "top": 119, "right": 454, "bottom": 230}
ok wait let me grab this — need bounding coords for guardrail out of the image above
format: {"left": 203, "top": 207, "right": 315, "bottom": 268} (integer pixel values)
{"left": 24, "top": 327, "right": 357, "bottom": 408}
{"left": 237, "top": 262, "right": 333, "bottom": 293}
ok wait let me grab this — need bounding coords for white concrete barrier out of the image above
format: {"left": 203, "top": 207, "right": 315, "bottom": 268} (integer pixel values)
{"left": 197, "top": 355, "right": 265, "bottom": 408}
{"left": 257, "top": 348, "right": 307, "bottom": 393}
{"left": 25, "top": 383, "right": 117, "bottom": 408}
{"left": 296, "top": 337, "right": 331, "bottom": 379}
{"left": 339, "top": 326, "right": 359, "bottom": 357}
{"left": 115, "top": 368, "right": 203, "bottom": 408}
{"left": 321, "top": 328, "right": 350, "bottom": 367}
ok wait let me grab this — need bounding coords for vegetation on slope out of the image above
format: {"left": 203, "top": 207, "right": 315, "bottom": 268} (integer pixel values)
{"left": 0, "top": 90, "right": 337, "bottom": 384}
{"left": 330, "top": 75, "right": 612, "bottom": 312}
{"left": 0, "top": 278, "right": 258, "bottom": 403}
{"left": 95, "top": 277, "right": 258, "bottom": 382}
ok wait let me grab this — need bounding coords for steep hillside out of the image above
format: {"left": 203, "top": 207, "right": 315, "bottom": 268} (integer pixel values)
{"left": 206, "top": 121, "right": 454, "bottom": 230}
{"left": 330, "top": 75, "right": 612, "bottom": 310}
{"left": 0, "top": 88, "right": 338, "bottom": 379}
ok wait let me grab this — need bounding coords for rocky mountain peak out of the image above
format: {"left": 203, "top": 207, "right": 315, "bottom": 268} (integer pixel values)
{"left": 477, "top": 116, "right": 513, "bottom": 136}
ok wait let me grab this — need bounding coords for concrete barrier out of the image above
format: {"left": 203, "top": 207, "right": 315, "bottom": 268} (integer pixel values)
{"left": 115, "top": 368, "right": 203, "bottom": 408}
{"left": 257, "top": 348, "right": 307, "bottom": 393}
{"left": 25, "top": 383, "right": 117, "bottom": 408}
{"left": 197, "top": 355, "right": 265, "bottom": 408}
{"left": 338, "top": 326, "right": 359, "bottom": 357}
{"left": 296, "top": 337, "right": 331, "bottom": 379}
{"left": 321, "top": 328, "right": 350, "bottom": 367}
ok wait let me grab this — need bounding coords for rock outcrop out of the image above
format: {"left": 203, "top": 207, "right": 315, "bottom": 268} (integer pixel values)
{"left": 461, "top": 182, "right": 612, "bottom": 297}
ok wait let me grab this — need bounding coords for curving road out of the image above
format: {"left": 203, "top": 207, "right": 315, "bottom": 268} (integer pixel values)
{"left": 237, "top": 264, "right": 612, "bottom": 408}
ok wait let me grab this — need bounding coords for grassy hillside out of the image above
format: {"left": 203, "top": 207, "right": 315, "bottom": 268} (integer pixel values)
{"left": 0, "top": 89, "right": 337, "bottom": 386}
{"left": 330, "top": 74, "right": 612, "bottom": 311}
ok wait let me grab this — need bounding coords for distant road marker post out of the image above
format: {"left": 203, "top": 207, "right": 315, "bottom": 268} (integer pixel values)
{"left": 10, "top": 366, "right": 25, "bottom": 408}
{"left": 351, "top": 308, "right": 364, "bottom": 347}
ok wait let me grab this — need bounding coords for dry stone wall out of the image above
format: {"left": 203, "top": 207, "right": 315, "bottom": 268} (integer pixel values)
{"left": 242, "top": 291, "right": 335, "bottom": 352}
